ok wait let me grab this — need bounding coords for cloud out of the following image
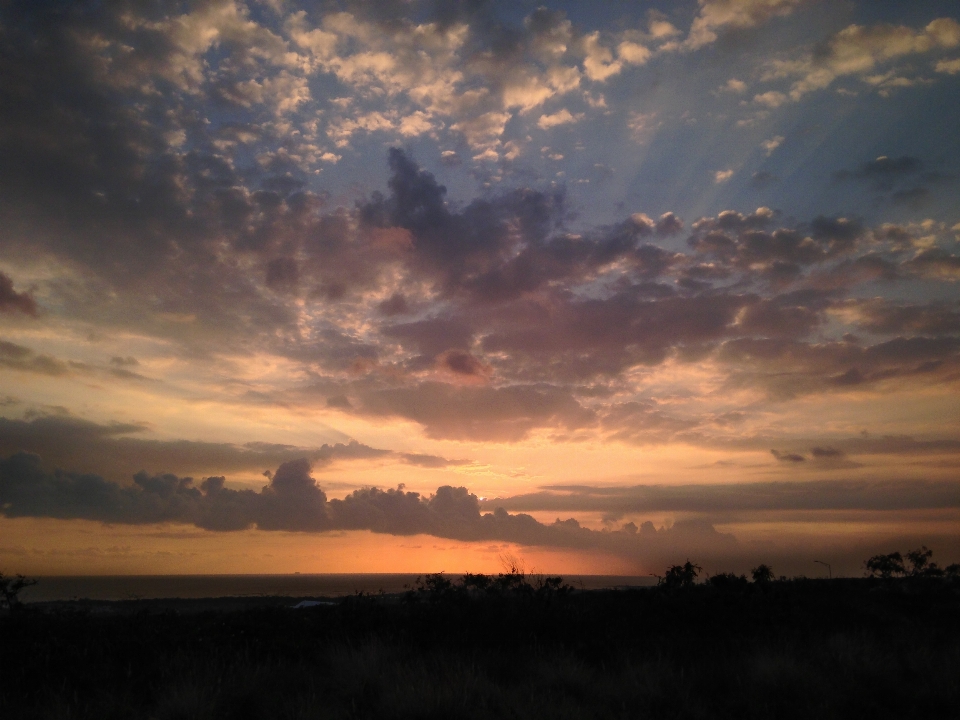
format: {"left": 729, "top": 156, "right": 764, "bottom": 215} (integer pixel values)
{"left": 685, "top": 0, "right": 813, "bottom": 50}
{"left": 484, "top": 478, "right": 960, "bottom": 514}
{"left": 761, "top": 135, "right": 784, "bottom": 156}
{"left": 753, "top": 91, "right": 787, "bottom": 108}
{"left": 843, "top": 299, "right": 960, "bottom": 336}
{"left": 771, "top": 449, "right": 806, "bottom": 462}
{"left": 936, "top": 57, "right": 960, "bottom": 74}
{"left": 0, "top": 452, "right": 739, "bottom": 562}
{"left": 580, "top": 31, "right": 621, "bottom": 81}
{"left": 750, "top": 170, "right": 779, "bottom": 188}
{"left": 537, "top": 109, "right": 584, "bottom": 129}
{"left": 0, "top": 272, "right": 37, "bottom": 315}
{"left": 0, "top": 415, "right": 465, "bottom": 481}
{"left": 720, "top": 78, "right": 748, "bottom": 93}
{"left": 1, "top": 38, "right": 959, "bottom": 449}
{"left": 354, "top": 382, "right": 593, "bottom": 442}
{"left": 832, "top": 155, "right": 923, "bottom": 188}
{"left": 0, "top": 341, "right": 69, "bottom": 376}
{"left": 617, "top": 41, "right": 652, "bottom": 66}
{"left": 714, "top": 169, "right": 735, "bottom": 183}
{"left": 765, "top": 18, "right": 960, "bottom": 101}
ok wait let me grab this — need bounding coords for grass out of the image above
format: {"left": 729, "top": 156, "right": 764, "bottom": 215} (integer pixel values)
{"left": 2, "top": 574, "right": 959, "bottom": 719}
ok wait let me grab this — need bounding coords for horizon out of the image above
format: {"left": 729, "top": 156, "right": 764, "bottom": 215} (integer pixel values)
{"left": 1, "top": 0, "right": 959, "bottom": 579}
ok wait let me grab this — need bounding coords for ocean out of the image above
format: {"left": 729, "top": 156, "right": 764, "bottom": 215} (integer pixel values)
{"left": 21, "top": 574, "right": 655, "bottom": 602}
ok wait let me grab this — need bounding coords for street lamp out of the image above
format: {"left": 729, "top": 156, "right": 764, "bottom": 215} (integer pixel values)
{"left": 814, "top": 560, "right": 832, "bottom": 579}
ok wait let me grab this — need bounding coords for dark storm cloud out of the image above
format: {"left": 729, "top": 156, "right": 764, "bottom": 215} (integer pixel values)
{"left": 0, "top": 415, "right": 462, "bottom": 480}
{"left": 0, "top": 452, "right": 738, "bottom": 561}
{"left": 482, "top": 478, "right": 960, "bottom": 514}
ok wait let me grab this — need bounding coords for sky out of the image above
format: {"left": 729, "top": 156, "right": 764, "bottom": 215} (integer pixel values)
{"left": 1, "top": 0, "right": 959, "bottom": 579}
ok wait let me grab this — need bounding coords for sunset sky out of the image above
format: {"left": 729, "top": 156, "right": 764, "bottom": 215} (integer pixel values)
{"left": 1, "top": 0, "right": 959, "bottom": 578}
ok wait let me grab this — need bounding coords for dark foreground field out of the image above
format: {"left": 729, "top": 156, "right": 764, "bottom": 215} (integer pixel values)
{"left": 2, "top": 575, "right": 959, "bottom": 719}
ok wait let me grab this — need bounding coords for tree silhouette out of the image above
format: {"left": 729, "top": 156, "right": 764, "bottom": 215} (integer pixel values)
{"left": 865, "top": 547, "right": 948, "bottom": 578}
{"left": 658, "top": 561, "right": 702, "bottom": 589}
{"left": 0, "top": 571, "right": 37, "bottom": 612}
{"left": 751, "top": 564, "right": 774, "bottom": 583}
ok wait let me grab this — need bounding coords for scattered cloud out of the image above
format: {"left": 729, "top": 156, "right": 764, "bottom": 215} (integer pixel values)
{"left": 685, "top": 0, "right": 814, "bottom": 50}
{"left": 537, "top": 109, "right": 584, "bottom": 129}
{"left": 721, "top": 78, "right": 748, "bottom": 93}
{"left": 754, "top": 91, "right": 787, "bottom": 108}
{"left": 936, "top": 57, "right": 960, "bottom": 74}
{"left": 765, "top": 17, "right": 960, "bottom": 101}
{"left": 761, "top": 135, "right": 784, "bottom": 155}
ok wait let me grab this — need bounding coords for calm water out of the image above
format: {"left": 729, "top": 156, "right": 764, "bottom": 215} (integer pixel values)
{"left": 21, "top": 574, "right": 655, "bottom": 602}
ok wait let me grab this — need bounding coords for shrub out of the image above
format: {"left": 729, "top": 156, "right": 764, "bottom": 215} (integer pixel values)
{"left": 708, "top": 572, "right": 749, "bottom": 589}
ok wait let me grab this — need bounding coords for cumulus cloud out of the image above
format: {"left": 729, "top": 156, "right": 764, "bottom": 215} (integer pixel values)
{"left": 108, "top": 149, "right": 950, "bottom": 436}
{"left": 0, "top": 452, "right": 738, "bottom": 562}
{"left": 761, "top": 135, "right": 784, "bottom": 155}
{"left": 537, "top": 109, "right": 584, "bottom": 129}
{"left": 721, "top": 78, "right": 748, "bottom": 93}
{"left": 685, "top": 0, "right": 813, "bottom": 50}
{"left": 764, "top": 17, "right": 960, "bottom": 101}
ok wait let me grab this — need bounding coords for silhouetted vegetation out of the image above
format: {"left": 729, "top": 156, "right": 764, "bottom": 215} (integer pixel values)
{"left": 655, "top": 560, "right": 702, "bottom": 589}
{"left": 2, "top": 557, "right": 959, "bottom": 719}
{"left": 0, "top": 570, "right": 36, "bottom": 612}
{"left": 751, "top": 563, "right": 775, "bottom": 583}
{"left": 865, "top": 545, "right": 960, "bottom": 579}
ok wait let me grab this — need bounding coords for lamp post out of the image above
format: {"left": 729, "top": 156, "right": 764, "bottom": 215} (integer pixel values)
{"left": 814, "top": 560, "right": 832, "bottom": 579}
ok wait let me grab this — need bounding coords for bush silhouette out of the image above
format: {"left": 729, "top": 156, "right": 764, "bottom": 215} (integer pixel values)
{"left": 407, "top": 569, "right": 572, "bottom": 604}
{"left": 708, "top": 572, "right": 749, "bottom": 589}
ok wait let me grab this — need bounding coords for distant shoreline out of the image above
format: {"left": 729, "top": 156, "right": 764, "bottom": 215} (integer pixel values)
{"left": 18, "top": 573, "right": 656, "bottom": 603}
